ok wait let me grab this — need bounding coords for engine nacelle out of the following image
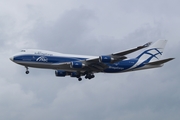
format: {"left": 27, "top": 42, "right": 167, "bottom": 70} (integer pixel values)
{"left": 70, "top": 61, "right": 85, "bottom": 68}
{"left": 99, "top": 56, "right": 113, "bottom": 63}
{"left": 55, "top": 70, "right": 66, "bottom": 77}
{"left": 70, "top": 72, "right": 80, "bottom": 78}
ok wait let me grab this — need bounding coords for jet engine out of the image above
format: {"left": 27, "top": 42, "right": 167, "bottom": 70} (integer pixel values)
{"left": 55, "top": 70, "right": 66, "bottom": 77}
{"left": 70, "top": 61, "right": 85, "bottom": 68}
{"left": 70, "top": 72, "right": 80, "bottom": 78}
{"left": 99, "top": 56, "right": 113, "bottom": 63}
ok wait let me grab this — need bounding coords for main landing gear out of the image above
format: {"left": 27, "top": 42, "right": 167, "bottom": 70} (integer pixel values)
{"left": 77, "top": 73, "right": 95, "bottom": 81}
{"left": 25, "top": 67, "right": 29, "bottom": 74}
{"left": 85, "top": 73, "right": 95, "bottom": 80}
{"left": 74, "top": 72, "right": 95, "bottom": 81}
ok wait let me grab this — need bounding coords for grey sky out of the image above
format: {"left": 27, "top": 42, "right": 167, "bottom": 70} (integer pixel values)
{"left": 0, "top": 0, "right": 179, "bottom": 120}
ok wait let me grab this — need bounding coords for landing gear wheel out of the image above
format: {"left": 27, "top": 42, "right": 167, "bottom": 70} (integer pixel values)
{"left": 78, "top": 78, "right": 82, "bottom": 81}
{"left": 91, "top": 75, "right": 95, "bottom": 78}
{"left": 26, "top": 71, "right": 29, "bottom": 74}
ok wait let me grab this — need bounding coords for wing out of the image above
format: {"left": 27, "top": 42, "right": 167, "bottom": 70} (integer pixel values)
{"left": 53, "top": 42, "right": 152, "bottom": 72}
{"left": 85, "top": 41, "right": 152, "bottom": 63}
{"left": 112, "top": 42, "right": 152, "bottom": 56}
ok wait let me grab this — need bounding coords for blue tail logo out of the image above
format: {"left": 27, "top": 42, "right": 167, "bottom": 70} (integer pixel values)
{"left": 137, "top": 48, "right": 163, "bottom": 60}
{"left": 135, "top": 48, "right": 163, "bottom": 68}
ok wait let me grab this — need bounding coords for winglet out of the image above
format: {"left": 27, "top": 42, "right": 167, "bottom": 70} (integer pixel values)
{"left": 143, "top": 42, "right": 152, "bottom": 47}
{"left": 137, "top": 42, "right": 152, "bottom": 49}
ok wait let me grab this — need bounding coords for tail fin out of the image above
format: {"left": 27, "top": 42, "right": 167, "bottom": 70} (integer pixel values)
{"left": 137, "top": 40, "right": 167, "bottom": 62}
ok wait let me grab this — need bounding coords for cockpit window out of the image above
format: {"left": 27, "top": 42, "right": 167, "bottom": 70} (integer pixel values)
{"left": 21, "top": 50, "right": 26, "bottom": 52}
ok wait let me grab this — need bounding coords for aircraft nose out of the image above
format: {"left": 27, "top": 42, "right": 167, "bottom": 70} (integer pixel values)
{"left": 9, "top": 56, "right": 14, "bottom": 61}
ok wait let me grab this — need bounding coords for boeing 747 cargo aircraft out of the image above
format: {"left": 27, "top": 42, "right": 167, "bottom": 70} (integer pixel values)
{"left": 10, "top": 40, "right": 174, "bottom": 81}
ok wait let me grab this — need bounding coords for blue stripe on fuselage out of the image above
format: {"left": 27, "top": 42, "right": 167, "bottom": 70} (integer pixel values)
{"left": 13, "top": 55, "right": 87, "bottom": 64}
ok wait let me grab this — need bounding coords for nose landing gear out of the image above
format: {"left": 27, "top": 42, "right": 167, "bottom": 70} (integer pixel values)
{"left": 25, "top": 67, "right": 29, "bottom": 74}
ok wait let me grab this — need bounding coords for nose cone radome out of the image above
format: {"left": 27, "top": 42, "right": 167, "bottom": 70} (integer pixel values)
{"left": 9, "top": 56, "right": 14, "bottom": 61}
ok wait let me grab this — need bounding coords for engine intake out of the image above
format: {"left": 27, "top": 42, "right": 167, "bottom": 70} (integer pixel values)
{"left": 99, "top": 56, "right": 113, "bottom": 63}
{"left": 70, "top": 61, "right": 85, "bottom": 68}
{"left": 55, "top": 70, "right": 66, "bottom": 77}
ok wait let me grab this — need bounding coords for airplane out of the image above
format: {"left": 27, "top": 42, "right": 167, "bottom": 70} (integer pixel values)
{"left": 10, "top": 40, "right": 174, "bottom": 81}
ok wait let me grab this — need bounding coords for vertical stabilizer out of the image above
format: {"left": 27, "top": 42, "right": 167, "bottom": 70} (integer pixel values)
{"left": 137, "top": 40, "right": 167, "bottom": 62}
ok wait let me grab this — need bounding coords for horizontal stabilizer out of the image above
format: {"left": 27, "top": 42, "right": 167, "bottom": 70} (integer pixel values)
{"left": 147, "top": 58, "right": 174, "bottom": 65}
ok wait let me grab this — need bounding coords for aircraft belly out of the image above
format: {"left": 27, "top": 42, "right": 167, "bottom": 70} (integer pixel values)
{"left": 17, "top": 61, "right": 57, "bottom": 69}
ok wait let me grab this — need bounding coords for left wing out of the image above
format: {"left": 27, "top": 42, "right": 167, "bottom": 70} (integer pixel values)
{"left": 112, "top": 42, "right": 152, "bottom": 56}
{"left": 85, "top": 41, "right": 152, "bottom": 63}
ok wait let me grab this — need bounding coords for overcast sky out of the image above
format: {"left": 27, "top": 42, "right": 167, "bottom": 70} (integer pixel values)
{"left": 0, "top": 0, "right": 179, "bottom": 120}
